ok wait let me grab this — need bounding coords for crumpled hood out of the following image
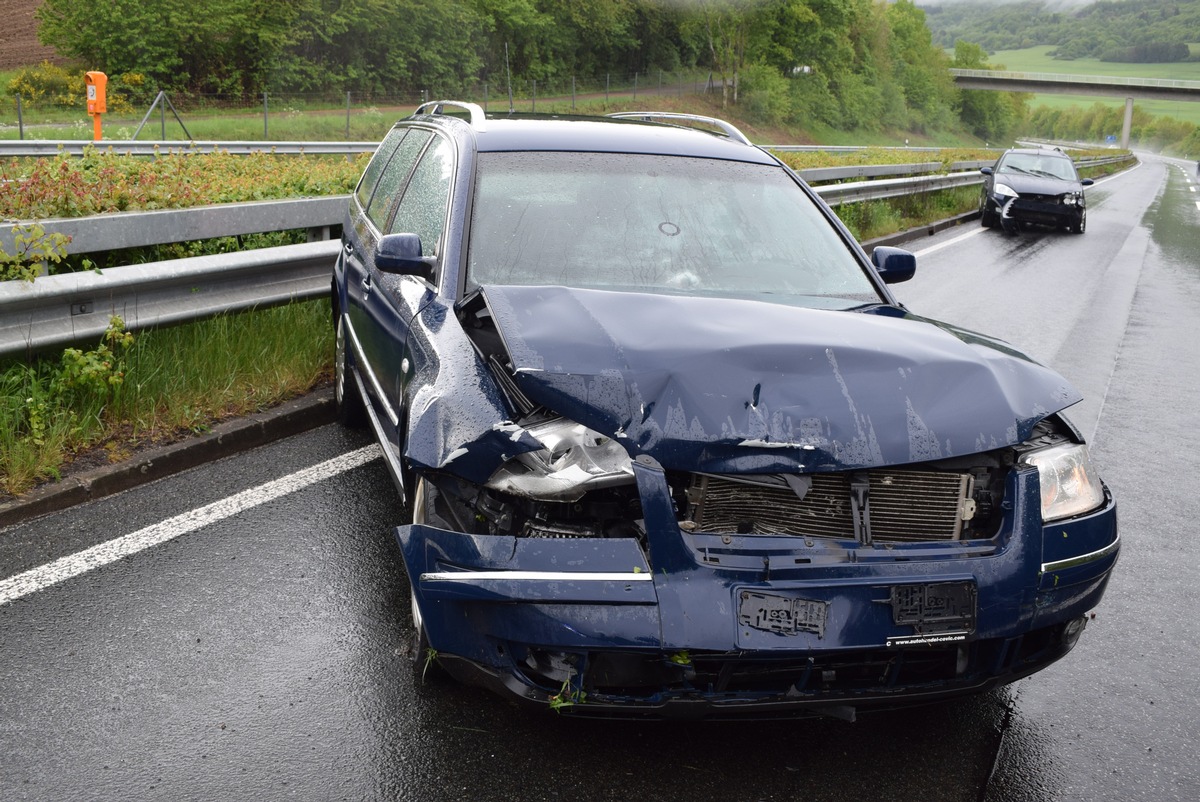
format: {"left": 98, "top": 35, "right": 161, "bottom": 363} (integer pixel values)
{"left": 993, "top": 172, "right": 1082, "bottom": 196}
{"left": 482, "top": 285, "right": 1081, "bottom": 474}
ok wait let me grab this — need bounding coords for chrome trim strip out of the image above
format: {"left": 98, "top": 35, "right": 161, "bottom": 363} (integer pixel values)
{"left": 1041, "top": 533, "right": 1120, "bottom": 574}
{"left": 421, "top": 571, "right": 653, "bottom": 583}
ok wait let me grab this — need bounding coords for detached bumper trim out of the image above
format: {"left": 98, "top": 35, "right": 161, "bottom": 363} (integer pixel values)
{"left": 1041, "top": 532, "right": 1120, "bottom": 574}
{"left": 422, "top": 570, "right": 654, "bottom": 582}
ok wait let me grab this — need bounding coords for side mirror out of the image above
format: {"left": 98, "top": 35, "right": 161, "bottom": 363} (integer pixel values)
{"left": 980, "top": 166, "right": 994, "bottom": 176}
{"left": 1081, "top": 178, "right": 1094, "bottom": 187}
{"left": 376, "top": 233, "right": 436, "bottom": 279}
{"left": 871, "top": 246, "right": 916, "bottom": 285}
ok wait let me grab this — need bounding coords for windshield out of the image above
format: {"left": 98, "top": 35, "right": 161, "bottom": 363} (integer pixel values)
{"left": 466, "top": 152, "right": 883, "bottom": 309}
{"left": 997, "top": 152, "right": 1078, "bottom": 181}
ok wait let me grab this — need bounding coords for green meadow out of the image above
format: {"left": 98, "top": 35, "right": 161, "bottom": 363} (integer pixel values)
{"left": 988, "top": 46, "right": 1200, "bottom": 126}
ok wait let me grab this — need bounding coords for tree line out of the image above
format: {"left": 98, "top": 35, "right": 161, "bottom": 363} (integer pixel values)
{"left": 32, "top": 0, "right": 1025, "bottom": 139}
{"left": 924, "top": 0, "right": 1200, "bottom": 63}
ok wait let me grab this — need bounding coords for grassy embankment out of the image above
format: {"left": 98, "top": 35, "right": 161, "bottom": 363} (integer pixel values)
{"left": 0, "top": 95, "right": 1130, "bottom": 497}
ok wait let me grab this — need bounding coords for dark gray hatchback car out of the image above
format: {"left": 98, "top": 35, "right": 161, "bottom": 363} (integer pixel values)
{"left": 980, "top": 147, "right": 1093, "bottom": 234}
{"left": 331, "top": 102, "right": 1118, "bottom": 717}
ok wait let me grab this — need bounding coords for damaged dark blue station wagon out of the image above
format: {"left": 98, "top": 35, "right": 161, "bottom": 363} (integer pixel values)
{"left": 331, "top": 102, "right": 1118, "bottom": 718}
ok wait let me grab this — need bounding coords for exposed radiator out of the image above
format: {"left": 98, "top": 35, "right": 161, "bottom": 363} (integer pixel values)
{"left": 687, "top": 470, "right": 975, "bottom": 542}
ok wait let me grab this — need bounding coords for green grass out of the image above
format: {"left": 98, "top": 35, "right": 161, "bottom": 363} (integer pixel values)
{"left": 0, "top": 301, "right": 333, "bottom": 497}
{"left": 988, "top": 45, "right": 1200, "bottom": 127}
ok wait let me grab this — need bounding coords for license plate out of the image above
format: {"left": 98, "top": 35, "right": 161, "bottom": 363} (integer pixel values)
{"left": 738, "top": 591, "right": 828, "bottom": 638}
{"left": 890, "top": 581, "right": 976, "bottom": 635}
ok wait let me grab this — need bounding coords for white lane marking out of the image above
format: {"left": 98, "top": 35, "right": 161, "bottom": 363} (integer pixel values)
{"left": 912, "top": 226, "right": 985, "bottom": 258}
{"left": 0, "top": 446, "right": 381, "bottom": 606}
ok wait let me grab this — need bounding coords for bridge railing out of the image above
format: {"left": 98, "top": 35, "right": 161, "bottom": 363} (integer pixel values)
{"left": 950, "top": 68, "right": 1200, "bottom": 91}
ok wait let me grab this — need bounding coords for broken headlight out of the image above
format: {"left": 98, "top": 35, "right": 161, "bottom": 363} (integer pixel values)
{"left": 485, "top": 418, "right": 635, "bottom": 502}
{"left": 1019, "top": 443, "right": 1105, "bottom": 522}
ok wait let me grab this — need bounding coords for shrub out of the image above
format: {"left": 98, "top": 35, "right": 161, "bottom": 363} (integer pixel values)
{"left": 5, "top": 62, "right": 146, "bottom": 114}
{"left": 6, "top": 61, "right": 79, "bottom": 108}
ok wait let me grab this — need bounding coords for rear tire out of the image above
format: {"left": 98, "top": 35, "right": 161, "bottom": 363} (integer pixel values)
{"left": 334, "top": 313, "right": 367, "bottom": 428}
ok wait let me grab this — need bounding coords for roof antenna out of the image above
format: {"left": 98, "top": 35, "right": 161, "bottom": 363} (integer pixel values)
{"left": 505, "top": 42, "right": 514, "bottom": 113}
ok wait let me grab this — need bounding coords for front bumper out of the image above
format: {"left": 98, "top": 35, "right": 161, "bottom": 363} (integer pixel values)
{"left": 991, "top": 194, "right": 1083, "bottom": 228}
{"left": 395, "top": 461, "right": 1118, "bottom": 718}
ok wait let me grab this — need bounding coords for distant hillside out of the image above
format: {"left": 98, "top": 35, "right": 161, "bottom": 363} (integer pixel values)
{"left": 0, "top": 0, "right": 59, "bottom": 71}
{"left": 921, "top": 0, "right": 1200, "bottom": 62}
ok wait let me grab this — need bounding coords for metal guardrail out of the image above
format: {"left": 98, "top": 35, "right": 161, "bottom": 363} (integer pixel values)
{"left": 0, "top": 240, "right": 339, "bottom": 358}
{"left": 1, "top": 197, "right": 348, "bottom": 256}
{"left": 0, "top": 152, "right": 1135, "bottom": 358}
{"left": 816, "top": 170, "right": 984, "bottom": 206}
{"left": 0, "top": 140, "right": 378, "bottom": 158}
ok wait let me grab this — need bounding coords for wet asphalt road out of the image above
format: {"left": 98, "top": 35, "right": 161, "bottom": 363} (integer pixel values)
{"left": 2, "top": 155, "right": 1198, "bottom": 801}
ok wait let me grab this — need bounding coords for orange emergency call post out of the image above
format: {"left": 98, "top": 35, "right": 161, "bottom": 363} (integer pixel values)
{"left": 85, "top": 71, "right": 107, "bottom": 141}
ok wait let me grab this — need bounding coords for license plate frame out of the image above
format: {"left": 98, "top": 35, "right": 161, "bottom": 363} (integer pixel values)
{"left": 889, "top": 581, "right": 976, "bottom": 637}
{"left": 737, "top": 590, "right": 828, "bottom": 638}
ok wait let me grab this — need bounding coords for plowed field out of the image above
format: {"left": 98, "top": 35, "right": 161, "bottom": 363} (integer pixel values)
{"left": 0, "top": 1, "right": 60, "bottom": 71}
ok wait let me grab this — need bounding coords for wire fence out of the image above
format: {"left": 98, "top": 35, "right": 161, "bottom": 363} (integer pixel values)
{"left": 1, "top": 70, "right": 718, "bottom": 142}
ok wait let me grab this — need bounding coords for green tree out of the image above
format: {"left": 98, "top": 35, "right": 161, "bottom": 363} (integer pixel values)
{"left": 886, "top": 0, "right": 955, "bottom": 132}
{"left": 952, "top": 40, "right": 1028, "bottom": 142}
{"left": 36, "top": 0, "right": 314, "bottom": 94}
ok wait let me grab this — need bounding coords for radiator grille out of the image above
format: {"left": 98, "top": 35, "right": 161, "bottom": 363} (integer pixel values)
{"left": 688, "top": 471, "right": 973, "bottom": 543}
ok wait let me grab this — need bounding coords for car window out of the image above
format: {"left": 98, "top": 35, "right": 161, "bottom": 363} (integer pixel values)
{"left": 354, "top": 127, "right": 408, "bottom": 210}
{"left": 387, "top": 135, "right": 454, "bottom": 258}
{"left": 466, "top": 152, "right": 882, "bottom": 309}
{"left": 365, "top": 129, "right": 432, "bottom": 231}
{"left": 998, "top": 152, "right": 1076, "bottom": 181}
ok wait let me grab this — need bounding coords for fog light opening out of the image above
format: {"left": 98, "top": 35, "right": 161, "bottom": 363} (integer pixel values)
{"left": 1063, "top": 616, "right": 1087, "bottom": 648}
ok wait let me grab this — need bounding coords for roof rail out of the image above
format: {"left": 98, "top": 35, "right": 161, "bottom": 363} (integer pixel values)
{"left": 414, "top": 100, "right": 487, "bottom": 132}
{"left": 605, "top": 111, "right": 752, "bottom": 146}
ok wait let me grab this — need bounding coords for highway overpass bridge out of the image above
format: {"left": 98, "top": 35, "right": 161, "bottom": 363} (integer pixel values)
{"left": 950, "top": 69, "right": 1200, "bottom": 148}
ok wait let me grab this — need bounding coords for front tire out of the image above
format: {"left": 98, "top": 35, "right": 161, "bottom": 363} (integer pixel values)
{"left": 980, "top": 194, "right": 997, "bottom": 229}
{"left": 334, "top": 313, "right": 367, "bottom": 428}
{"left": 1070, "top": 209, "right": 1086, "bottom": 235}
{"left": 409, "top": 477, "right": 445, "bottom": 680}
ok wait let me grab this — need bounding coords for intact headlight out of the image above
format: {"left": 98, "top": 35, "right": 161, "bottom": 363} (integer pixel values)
{"left": 993, "top": 182, "right": 1019, "bottom": 199}
{"left": 485, "top": 418, "right": 634, "bottom": 502}
{"left": 1019, "top": 443, "right": 1106, "bottom": 521}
